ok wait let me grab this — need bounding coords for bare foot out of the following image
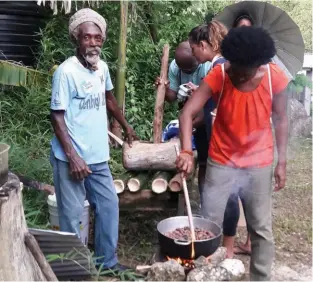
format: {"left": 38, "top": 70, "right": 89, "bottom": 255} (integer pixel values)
{"left": 234, "top": 243, "right": 251, "bottom": 256}
{"left": 223, "top": 235, "right": 235, "bottom": 259}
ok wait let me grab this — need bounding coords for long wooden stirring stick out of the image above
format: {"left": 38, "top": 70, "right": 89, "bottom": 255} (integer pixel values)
{"left": 175, "top": 145, "right": 196, "bottom": 257}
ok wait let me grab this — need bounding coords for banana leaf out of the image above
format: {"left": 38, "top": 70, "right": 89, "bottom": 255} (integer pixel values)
{"left": 0, "top": 60, "right": 49, "bottom": 87}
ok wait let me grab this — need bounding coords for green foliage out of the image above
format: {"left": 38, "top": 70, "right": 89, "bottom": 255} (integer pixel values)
{"left": 288, "top": 73, "right": 312, "bottom": 94}
{"left": 46, "top": 248, "right": 144, "bottom": 281}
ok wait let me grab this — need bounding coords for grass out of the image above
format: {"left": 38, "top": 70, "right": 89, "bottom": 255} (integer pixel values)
{"left": 271, "top": 138, "right": 312, "bottom": 266}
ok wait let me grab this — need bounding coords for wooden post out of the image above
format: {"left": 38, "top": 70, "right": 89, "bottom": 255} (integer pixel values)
{"left": 0, "top": 173, "right": 48, "bottom": 281}
{"left": 111, "top": 0, "right": 129, "bottom": 140}
{"left": 153, "top": 44, "right": 170, "bottom": 143}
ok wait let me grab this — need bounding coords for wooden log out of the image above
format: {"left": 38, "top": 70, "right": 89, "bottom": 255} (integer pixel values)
{"left": 113, "top": 172, "right": 135, "bottom": 194}
{"left": 136, "top": 265, "right": 152, "bottom": 275}
{"left": 151, "top": 171, "right": 172, "bottom": 194}
{"left": 127, "top": 172, "right": 150, "bottom": 192}
{"left": 122, "top": 139, "right": 182, "bottom": 171}
{"left": 153, "top": 44, "right": 170, "bottom": 143}
{"left": 0, "top": 173, "right": 47, "bottom": 281}
{"left": 168, "top": 173, "right": 182, "bottom": 192}
{"left": 24, "top": 233, "right": 58, "bottom": 281}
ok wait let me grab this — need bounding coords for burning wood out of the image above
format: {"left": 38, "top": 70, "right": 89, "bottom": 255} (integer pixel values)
{"left": 166, "top": 256, "right": 196, "bottom": 271}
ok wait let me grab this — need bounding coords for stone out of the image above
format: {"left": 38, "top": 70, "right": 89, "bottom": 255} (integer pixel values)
{"left": 271, "top": 265, "right": 300, "bottom": 281}
{"left": 219, "top": 259, "right": 245, "bottom": 281}
{"left": 187, "top": 266, "right": 230, "bottom": 281}
{"left": 194, "top": 256, "right": 212, "bottom": 268}
{"left": 209, "top": 247, "right": 227, "bottom": 266}
{"left": 146, "top": 260, "right": 185, "bottom": 281}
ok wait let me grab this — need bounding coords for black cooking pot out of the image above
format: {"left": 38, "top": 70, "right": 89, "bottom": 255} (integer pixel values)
{"left": 157, "top": 216, "right": 222, "bottom": 259}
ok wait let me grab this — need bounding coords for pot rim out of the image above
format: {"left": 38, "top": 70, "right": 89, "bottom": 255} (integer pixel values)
{"left": 157, "top": 216, "right": 222, "bottom": 242}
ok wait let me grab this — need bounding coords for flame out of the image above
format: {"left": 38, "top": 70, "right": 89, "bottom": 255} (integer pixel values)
{"left": 166, "top": 256, "right": 195, "bottom": 269}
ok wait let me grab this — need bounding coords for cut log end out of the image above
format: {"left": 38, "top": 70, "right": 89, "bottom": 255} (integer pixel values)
{"left": 127, "top": 178, "right": 140, "bottom": 192}
{"left": 169, "top": 173, "right": 182, "bottom": 192}
{"left": 152, "top": 179, "right": 167, "bottom": 194}
{"left": 114, "top": 180, "right": 125, "bottom": 194}
{"left": 169, "top": 180, "right": 181, "bottom": 192}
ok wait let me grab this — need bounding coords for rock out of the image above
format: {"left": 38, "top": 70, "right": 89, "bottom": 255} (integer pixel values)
{"left": 219, "top": 259, "right": 245, "bottom": 281}
{"left": 271, "top": 265, "right": 300, "bottom": 281}
{"left": 146, "top": 260, "right": 185, "bottom": 281}
{"left": 290, "top": 117, "right": 312, "bottom": 137}
{"left": 194, "top": 256, "right": 211, "bottom": 268}
{"left": 209, "top": 247, "right": 227, "bottom": 265}
{"left": 289, "top": 98, "right": 312, "bottom": 137}
{"left": 187, "top": 266, "right": 230, "bottom": 281}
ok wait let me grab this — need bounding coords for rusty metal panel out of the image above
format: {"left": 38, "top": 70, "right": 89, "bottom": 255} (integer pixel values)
{"left": 29, "top": 228, "right": 96, "bottom": 280}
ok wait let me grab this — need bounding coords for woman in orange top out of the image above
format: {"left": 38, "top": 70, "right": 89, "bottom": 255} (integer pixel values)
{"left": 176, "top": 27, "right": 289, "bottom": 281}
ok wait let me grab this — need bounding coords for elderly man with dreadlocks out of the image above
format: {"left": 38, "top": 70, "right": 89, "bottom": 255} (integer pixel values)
{"left": 50, "top": 8, "right": 137, "bottom": 272}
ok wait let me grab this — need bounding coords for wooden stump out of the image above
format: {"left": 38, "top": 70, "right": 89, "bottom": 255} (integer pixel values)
{"left": 0, "top": 173, "right": 50, "bottom": 281}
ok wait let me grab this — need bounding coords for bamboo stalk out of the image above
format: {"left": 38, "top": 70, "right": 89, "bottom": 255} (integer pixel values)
{"left": 168, "top": 173, "right": 183, "bottom": 192}
{"left": 151, "top": 171, "right": 172, "bottom": 194}
{"left": 127, "top": 172, "right": 150, "bottom": 192}
{"left": 111, "top": 0, "right": 129, "bottom": 140}
{"left": 114, "top": 172, "right": 135, "bottom": 194}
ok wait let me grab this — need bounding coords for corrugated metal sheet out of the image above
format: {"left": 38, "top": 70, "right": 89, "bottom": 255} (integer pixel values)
{"left": 29, "top": 228, "right": 96, "bottom": 280}
{"left": 0, "top": 1, "right": 50, "bottom": 66}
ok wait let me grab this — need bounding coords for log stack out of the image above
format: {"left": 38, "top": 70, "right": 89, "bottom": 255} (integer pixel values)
{"left": 111, "top": 43, "right": 195, "bottom": 198}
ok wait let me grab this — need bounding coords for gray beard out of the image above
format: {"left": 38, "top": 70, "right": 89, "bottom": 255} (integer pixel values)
{"left": 83, "top": 54, "right": 100, "bottom": 67}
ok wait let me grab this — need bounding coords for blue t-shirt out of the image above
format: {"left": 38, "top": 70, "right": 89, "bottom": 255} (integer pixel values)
{"left": 168, "top": 60, "right": 211, "bottom": 92}
{"left": 50, "top": 56, "right": 113, "bottom": 165}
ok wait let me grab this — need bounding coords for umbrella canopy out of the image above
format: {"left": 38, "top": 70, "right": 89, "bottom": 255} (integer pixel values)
{"left": 214, "top": 1, "right": 305, "bottom": 79}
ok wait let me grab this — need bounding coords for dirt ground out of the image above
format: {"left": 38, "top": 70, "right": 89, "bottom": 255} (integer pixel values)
{"left": 117, "top": 137, "right": 312, "bottom": 279}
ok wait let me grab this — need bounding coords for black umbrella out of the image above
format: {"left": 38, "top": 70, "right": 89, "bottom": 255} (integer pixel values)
{"left": 214, "top": 1, "right": 305, "bottom": 79}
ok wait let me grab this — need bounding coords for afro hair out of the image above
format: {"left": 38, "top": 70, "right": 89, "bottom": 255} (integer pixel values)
{"left": 221, "top": 26, "right": 276, "bottom": 68}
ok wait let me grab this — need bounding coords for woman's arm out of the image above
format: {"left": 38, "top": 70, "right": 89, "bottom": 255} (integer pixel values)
{"left": 176, "top": 82, "right": 213, "bottom": 174}
{"left": 272, "top": 88, "right": 288, "bottom": 191}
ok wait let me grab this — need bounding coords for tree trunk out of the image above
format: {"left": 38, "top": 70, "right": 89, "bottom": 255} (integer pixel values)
{"left": 122, "top": 139, "right": 182, "bottom": 171}
{"left": 153, "top": 44, "right": 170, "bottom": 143}
{"left": 127, "top": 172, "right": 150, "bottom": 192}
{"left": 111, "top": 0, "right": 129, "bottom": 140}
{"left": 151, "top": 171, "right": 172, "bottom": 194}
{"left": 144, "top": 3, "right": 159, "bottom": 44}
{"left": 0, "top": 173, "right": 49, "bottom": 281}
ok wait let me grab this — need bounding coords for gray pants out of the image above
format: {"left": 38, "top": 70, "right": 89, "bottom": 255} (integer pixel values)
{"left": 202, "top": 158, "right": 274, "bottom": 281}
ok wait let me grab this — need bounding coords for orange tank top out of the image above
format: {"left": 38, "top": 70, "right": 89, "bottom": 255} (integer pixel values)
{"left": 203, "top": 63, "right": 289, "bottom": 168}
